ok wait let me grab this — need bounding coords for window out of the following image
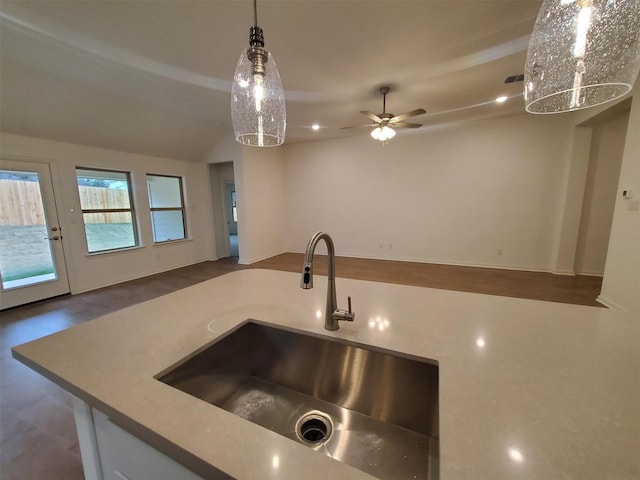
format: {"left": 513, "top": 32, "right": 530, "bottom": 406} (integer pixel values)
{"left": 147, "top": 174, "right": 186, "bottom": 243}
{"left": 76, "top": 168, "right": 138, "bottom": 253}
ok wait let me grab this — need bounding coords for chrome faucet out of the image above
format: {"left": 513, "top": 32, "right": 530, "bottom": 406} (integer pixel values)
{"left": 300, "top": 232, "right": 355, "bottom": 331}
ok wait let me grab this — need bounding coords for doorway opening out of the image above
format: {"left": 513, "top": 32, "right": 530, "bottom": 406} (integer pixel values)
{"left": 226, "top": 183, "right": 238, "bottom": 257}
{"left": 208, "top": 162, "right": 238, "bottom": 261}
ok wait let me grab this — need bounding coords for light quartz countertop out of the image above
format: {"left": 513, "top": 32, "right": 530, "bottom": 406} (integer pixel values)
{"left": 12, "top": 269, "right": 640, "bottom": 479}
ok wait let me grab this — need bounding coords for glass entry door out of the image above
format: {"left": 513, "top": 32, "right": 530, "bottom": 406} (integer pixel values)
{"left": 0, "top": 159, "right": 70, "bottom": 309}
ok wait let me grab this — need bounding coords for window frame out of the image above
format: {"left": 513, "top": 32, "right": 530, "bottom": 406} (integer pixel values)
{"left": 76, "top": 167, "right": 139, "bottom": 253}
{"left": 146, "top": 173, "right": 187, "bottom": 244}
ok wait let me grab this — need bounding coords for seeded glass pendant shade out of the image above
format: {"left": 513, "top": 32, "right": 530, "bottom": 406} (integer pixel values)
{"left": 524, "top": 0, "right": 640, "bottom": 114}
{"left": 231, "top": 1, "right": 286, "bottom": 146}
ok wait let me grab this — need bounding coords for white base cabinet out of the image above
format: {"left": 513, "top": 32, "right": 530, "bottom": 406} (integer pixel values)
{"left": 71, "top": 395, "right": 204, "bottom": 480}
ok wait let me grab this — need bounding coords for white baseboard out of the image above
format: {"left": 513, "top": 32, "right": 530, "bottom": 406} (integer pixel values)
{"left": 552, "top": 269, "right": 576, "bottom": 276}
{"left": 553, "top": 270, "right": 604, "bottom": 277}
{"left": 239, "top": 249, "right": 288, "bottom": 266}
{"left": 70, "top": 257, "right": 212, "bottom": 295}
{"left": 574, "top": 270, "right": 605, "bottom": 277}
{"left": 596, "top": 295, "right": 626, "bottom": 311}
{"left": 289, "top": 249, "right": 558, "bottom": 274}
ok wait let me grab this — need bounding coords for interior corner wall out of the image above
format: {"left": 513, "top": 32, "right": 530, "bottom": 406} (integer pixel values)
{"left": 0, "top": 132, "right": 215, "bottom": 294}
{"left": 599, "top": 93, "right": 640, "bottom": 313}
{"left": 574, "top": 110, "right": 629, "bottom": 276}
{"left": 204, "top": 133, "right": 242, "bottom": 165}
{"left": 552, "top": 126, "right": 593, "bottom": 275}
{"left": 235, "top": 145, "right": 286, "bottom": 265}
{"left": 283, "top": 114, "right": 574, "bottom": 272}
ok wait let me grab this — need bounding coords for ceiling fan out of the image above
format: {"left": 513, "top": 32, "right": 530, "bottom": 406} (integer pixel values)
{"left": 342, "top": 86, "right": 426, "bottom": 142}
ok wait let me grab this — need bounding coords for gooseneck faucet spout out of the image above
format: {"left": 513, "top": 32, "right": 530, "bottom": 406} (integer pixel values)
{"left": 301, "top": 232, "right": 354, "bottom": 331}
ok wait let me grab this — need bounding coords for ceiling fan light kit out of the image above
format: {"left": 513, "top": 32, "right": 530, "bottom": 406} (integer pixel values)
{"left": 231, "top": 0, "right": 286, "bottom": 147}
{"left": 370, "top": 125, "right": 396, "bottom": 141}
{"left": 524, "top": 0, "right": 640, "bottom": 114}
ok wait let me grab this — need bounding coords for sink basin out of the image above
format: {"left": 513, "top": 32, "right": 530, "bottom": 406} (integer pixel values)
{"left": 157, "top": 320, "right": 439, "bottom": 480}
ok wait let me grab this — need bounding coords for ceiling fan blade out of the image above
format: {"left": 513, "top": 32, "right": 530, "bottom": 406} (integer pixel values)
{"left": 389, "top": 108, "right": 427, "bottom": 123}
{"left": 391, "top": 122, "right": 423, "bottom": 129}
{"left": 340, "top": 124, "right": 377, "bottom": 130}
{"left": 360, "top": 110, "right": 383, "bottom": 123}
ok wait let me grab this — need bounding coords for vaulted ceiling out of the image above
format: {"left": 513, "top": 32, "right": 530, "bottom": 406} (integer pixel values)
{"left": 0, "top": 0, "right": 543, "bottom": 162}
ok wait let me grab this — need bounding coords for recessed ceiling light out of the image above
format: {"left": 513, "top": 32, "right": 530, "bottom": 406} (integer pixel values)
{"left": 496, "top": 96, "right": 508, "bottom": 103}
{"left": 508, "top": 447, "right": 524, "bottom": 462}
{"left": 312, "top": 124, "right": 320, "bottom": 130}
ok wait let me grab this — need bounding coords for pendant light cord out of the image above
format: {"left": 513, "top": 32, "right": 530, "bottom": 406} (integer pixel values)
{"left": 253, "top": 0, "right": 258, "bottom": 26}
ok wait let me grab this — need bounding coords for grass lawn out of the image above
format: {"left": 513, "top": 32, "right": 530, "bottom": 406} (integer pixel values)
{"left": 0, "top": 225, "right": 54, "bottom": 281}
{"left": 0, "top": 223, "right": 135, "bottom": 281}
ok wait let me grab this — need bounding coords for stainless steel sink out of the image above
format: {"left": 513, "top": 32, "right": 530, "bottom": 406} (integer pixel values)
{"left": 156, "top": 320, "right": 439, "bottom": 480}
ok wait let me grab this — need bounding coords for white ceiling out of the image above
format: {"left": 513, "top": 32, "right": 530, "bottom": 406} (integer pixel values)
{"left": 0, "top": 0, "right": 543, "bottom": 162}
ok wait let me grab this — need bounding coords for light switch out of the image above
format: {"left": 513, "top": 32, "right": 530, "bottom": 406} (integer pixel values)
{"left": 628, "top": 200, "right": 640, "bottom": 211}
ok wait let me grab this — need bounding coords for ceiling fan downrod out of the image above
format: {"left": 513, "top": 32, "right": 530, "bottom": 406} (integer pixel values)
{"left": 380, "top": 86, "right": 390, "bottom": 114}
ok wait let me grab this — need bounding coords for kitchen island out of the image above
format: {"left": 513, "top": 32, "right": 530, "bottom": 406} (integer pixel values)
{"left": 12, "top": 269, "right": 640, "bottom": 479}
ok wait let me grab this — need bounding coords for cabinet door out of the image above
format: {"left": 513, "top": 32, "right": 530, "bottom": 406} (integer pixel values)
{"left": 92, "top": 408, "right": 204, "bottom": 480}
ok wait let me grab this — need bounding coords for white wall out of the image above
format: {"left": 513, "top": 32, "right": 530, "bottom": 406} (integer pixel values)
{"left": 599, "top": 93, "right": 640, "bottom": 312}
{"left": 204, "top": 133, "right": 242, "bottom": 165}
{"left": 574, "top": 110, "right": 629, "bottom": 275}
{"left": 284, "top": 114, "right": 574, "bottom": 272}
{"left": 552, "top": 126, "right": 593, "bottom": 275}
{"left": 0, "top": 133, "right": 215, "bottom": 294}
{"left": 236, "top": 145, "right": 286, "bottom": 264}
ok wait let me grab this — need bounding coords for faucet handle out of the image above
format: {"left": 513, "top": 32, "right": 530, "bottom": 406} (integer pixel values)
{"left": 332, "top": 296, "right": 355, "bottom": 323}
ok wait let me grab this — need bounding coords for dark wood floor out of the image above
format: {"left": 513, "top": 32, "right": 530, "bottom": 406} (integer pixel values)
{"left": 0, "top": 255, "right": 602, "bottom": 479}
{"left": 254, "top": 253, "right": 603, "bottom": 307}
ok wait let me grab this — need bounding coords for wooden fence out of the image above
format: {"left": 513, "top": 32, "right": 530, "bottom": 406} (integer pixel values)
{"left": 77, "top": 185, "right": 131, "bottom": 224}
{"left": 0, "top": 179, "right": 46, "bottom": 226}
{"left": 0, "top": 179, "right": 131, "bottom": 226}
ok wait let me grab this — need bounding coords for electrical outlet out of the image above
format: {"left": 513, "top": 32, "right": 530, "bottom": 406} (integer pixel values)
{"left": 497, "top": 248, "right": 503, "bottom": 256}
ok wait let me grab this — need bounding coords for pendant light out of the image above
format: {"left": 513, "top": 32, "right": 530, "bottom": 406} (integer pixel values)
{"left": 231, "top": 0, "right": 286, "bottom": 146}
{"left": 524, "top": 0, "right": 640, "bottom": 114}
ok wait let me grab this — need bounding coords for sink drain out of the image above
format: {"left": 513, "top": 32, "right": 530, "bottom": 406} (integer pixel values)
{"left": 295, "top": 411, "right": 333, "bottom": 444}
